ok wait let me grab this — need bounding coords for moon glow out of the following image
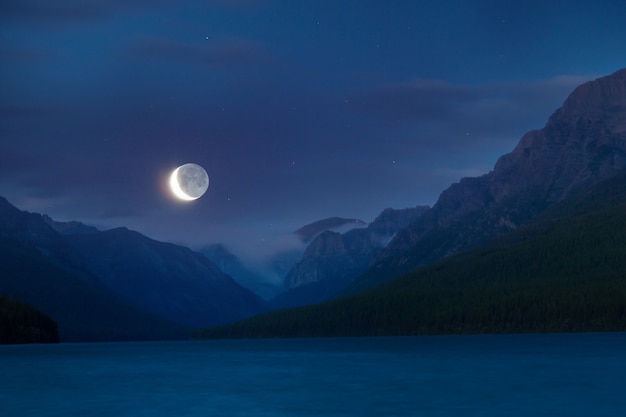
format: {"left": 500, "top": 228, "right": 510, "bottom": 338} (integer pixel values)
{"left": 169, "top": 163, "right": 209, "bottom": 201}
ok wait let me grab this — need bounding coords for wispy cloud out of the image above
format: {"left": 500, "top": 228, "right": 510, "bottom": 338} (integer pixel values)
{"left": 348, "top": 74, "right": 594, "bottom": 146}
{"left": 349, "top": 79, "right": 475, "bottom": 122}
{"left": 126, "top": 36, "right": 276, "bottom": 67}
{"left": 349, "top": 75, "right": 592, "bottom": 124}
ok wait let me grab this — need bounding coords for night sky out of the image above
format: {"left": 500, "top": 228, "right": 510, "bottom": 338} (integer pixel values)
{"left": 2, "top": 0, "right": 625, "bottom": 267}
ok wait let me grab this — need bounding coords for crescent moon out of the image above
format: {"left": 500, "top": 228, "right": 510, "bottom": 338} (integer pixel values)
{"left": 169, "top": 167, "right": 197, "bottom": 201}
{"left": 169, "top": 163, "right": 209, "bottom": 201}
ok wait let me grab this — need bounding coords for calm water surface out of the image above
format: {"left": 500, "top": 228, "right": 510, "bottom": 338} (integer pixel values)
{"left": 1, "top": 333, "right": 625, "bottom": 416}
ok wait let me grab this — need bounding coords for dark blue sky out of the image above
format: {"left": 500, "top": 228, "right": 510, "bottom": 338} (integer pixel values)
{"left": 1, "top": 0, "right": 625, "bottom": 264}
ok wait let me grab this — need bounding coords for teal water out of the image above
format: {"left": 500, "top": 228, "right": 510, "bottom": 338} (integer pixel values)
{"left": 1, "top": 333, "right": 625, "bottom": 416}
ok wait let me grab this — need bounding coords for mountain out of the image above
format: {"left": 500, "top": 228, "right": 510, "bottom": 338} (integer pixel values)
{"left": 65, "top": 228, "right": 268, "bottom": 328}
{"left": 348, "top": 68, "right": 626, "bottom": 292}
{"left": 0, "top": 197, "right": 187, "bottom": 341}
{"left": 295, "top": 217, "right": 367, "bottom": 243}
{"left": 200, "top": 243, "right": 280, "bottom": 300}
{"left": 195, "top": 169, "right": 626, "bottom": 339}
{"left": 272, "top": 206, "right": 429, "bottom": 308}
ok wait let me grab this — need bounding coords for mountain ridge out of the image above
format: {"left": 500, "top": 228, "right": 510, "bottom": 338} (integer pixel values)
{"left": 272, "top": 206, "right": 429, "bottom": 308}
{"left": 0, "top": 197, "right": 268, "bottom": 339}
{"left": 195, "top": 169, "right": 626, "bottom": 339}
{"left": 64, "top": 226, "right": 268, "bottom": 328}
{"left": 0, "top": 198, "right": 188, "bottom": 341}
{"left": 348, "top": 67, "right": 626, "bottom": 292}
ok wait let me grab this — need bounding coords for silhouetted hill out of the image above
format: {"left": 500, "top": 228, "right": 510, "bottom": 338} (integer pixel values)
{"left": 0, "top": 295, "right": 59, "bottom": 344}
{"left": 195, "top": 170, "right": 626, "bottom": 339}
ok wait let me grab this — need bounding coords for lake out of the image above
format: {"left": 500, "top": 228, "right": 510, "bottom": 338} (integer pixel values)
{"left": 1, "top": 333, "right": 625, "bottom": 416}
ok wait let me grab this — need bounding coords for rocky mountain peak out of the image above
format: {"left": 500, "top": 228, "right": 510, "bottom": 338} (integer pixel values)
{"left": 368, "top": 206, "right": 430, "bottom": 235}
{"left": 303, "top": 230, "right": 347, "bottom": 258}
{"left": 365, "top": 68, "right": 626, "bottom": 281}
{"left": 278, "top": 206, "right": 429, "bottom": 301}
{"left": 492, "top": 68, "right": 626, "bottom": 204}
{"left": 556, "top": 68, "right": 626, "bottom": 122}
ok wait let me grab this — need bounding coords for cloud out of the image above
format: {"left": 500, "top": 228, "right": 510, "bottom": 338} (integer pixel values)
{"left": 126, "top": 36, "right": 275, "bottom": 67}
{"left": 0, "top": 146, "right": 40, "bottom": 176}
{"left": 348, "top": 74, "right": 594, "bottom": 146}
{"left": 350, "top": 75, "right": 591, "bottom": 123}
{"left": 349, "top": 79, "right": 475, "bottom": 122}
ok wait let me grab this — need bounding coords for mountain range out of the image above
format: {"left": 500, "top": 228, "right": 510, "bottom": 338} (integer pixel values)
{"left": 196, "top": 169, "right": 626, "bottom": 338}
{"left": 63, "top": 227, "right": 266, "bottom": 328}
{"left": 0, "top": 197, "right": 186, "bottom": 341}
{"left": 272, "top": 206, "right": 429, "bottom": 308}
{"left": 0, "top": 199, "right": 266, "bottom": 341}
{"left": 344, "top": 67, "right": 626, "bottom": 293}
{"left": 268, "top": 68, "right": 625, "bottom": 306}
{"left": 196, "top": 68, "right": 626, "bottom": 337}
{"left": 3, "top": 68, "right": 625, "bottom": 342}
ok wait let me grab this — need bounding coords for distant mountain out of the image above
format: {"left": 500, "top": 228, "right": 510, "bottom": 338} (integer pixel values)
{"left": 200, "top": 243, "right": 280, "bottom": 300}
{"left": 0, "top": 197, "right": 187, "bottom": 342}
{"left": 196, "top": 169, "right": 626, "bottom": 339}
{"left": 295, "top": 217, "right": 367, "bottom": 243}
{"left": 348, "top": 68, "right": 626, "bottom": 293}
{"left": 272, "top": 206, "right": 429, "bottom": 308}
{"left": 65, "top": 228, "right": 268, "bottom": 328}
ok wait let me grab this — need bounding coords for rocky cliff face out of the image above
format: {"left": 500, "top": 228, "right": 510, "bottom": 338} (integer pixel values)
{"left": 358, "top": 68, "right": 626, "bottom": 288}
{"left": 491, "top": 68, "right": 626, "bottom": 205}
{"left": 283, "top": 230, "right": 355, "bottom": 290}
{"left": 273, "top": 206, "right": 429, "bottom": 308}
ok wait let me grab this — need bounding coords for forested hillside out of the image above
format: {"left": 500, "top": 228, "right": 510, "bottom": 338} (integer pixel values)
{"left": 196, "top": 171, "right": 626, "bottom": 339}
